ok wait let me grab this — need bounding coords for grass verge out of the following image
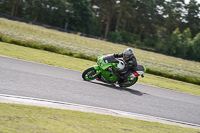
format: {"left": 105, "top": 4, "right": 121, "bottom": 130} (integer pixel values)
{"left": 0, "top": 18, "right": 200, "bottom": 85}
{"left": 1, "top": 42, "right": 200, "bottom": 96}
{"left": 0, "top": 103, "right": 200, "bottom": 133}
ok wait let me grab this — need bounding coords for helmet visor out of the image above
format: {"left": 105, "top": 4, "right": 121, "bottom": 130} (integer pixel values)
{"left": 124, "top": 54, "right": 129, "bottom": 58}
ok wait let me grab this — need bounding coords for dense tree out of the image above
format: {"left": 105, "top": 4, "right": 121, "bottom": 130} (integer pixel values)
{"left": 115, "top": 0, "right": 136, "bottom": 31}
{"left": 0, "top": 0, "right": 23, "bottom": 16}
{"left": 185, "top": 0, "right": 200, "bottom": 37}
{"left": 163, "top": 0, "right": 185, "bottom": 34}
{"left": 93, "top": 0, "right": 117, "bottom": 38}
{"left": 177, "top": 28, "right": 191, "bottom": 57}
{"left": 192, "top": 33, "right": 200, "bottom": 60}
{"left": 0, "top": 0, "right": 200, "bottom": 61}
{"left": 67, "top": 0, "right": 94, "bottom": 33}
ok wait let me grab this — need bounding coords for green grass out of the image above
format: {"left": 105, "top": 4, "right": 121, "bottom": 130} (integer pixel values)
{"left": 0, "top": 41, "right": 94, "bottom": 71}
{"left": 0, "top": 103, "right": 200, "bottom": 133}
{"left": 1, "top": 42, "right": 200, "bottom": 96}
{"left": 0, "top": 18, "right": 200, "bottom": 85}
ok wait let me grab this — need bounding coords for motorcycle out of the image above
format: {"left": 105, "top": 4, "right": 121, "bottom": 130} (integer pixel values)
{"left": 82, "top": 54, "right": 146, "bottom": 87}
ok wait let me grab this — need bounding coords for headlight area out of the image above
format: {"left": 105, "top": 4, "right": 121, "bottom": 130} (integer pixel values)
{"left": 98, "top": 59, "right": 102, "bottom": 66}
{"left": 98, "top": 59, "right": 104, "bottom": 67}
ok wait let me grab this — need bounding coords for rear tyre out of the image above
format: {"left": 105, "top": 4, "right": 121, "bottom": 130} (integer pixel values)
{"left": 82, "top": 67, "right": 98, "bottom": 81}
{"left": 119, "top": 77, "right": 138, "bottom": 87}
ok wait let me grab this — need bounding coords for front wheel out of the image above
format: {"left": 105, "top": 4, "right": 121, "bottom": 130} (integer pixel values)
{"left": 82, "top": 67, "right": 98, "bottom": 81}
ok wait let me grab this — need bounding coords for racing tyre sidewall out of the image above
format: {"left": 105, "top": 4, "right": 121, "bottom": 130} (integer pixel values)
{"left": 82, "top": 67, "right": 98, "bottom": 81}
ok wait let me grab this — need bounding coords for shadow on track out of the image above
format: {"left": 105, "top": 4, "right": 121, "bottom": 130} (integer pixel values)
{"left": 87, "top": 81, "right": 144, "bottom": 96}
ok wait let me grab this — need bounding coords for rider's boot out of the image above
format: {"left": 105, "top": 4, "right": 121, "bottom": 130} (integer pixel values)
{"left": 121, "top": 78, "right": 130, "bottom": 85}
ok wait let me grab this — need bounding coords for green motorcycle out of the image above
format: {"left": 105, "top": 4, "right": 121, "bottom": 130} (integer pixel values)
{"left": 82, "top": 54, "right": 146, "bottom": 87}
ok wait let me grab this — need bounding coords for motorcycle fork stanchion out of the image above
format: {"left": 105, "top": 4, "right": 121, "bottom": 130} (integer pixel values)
{"left": 96, "top": 73, "right": 103, "bottom": 81}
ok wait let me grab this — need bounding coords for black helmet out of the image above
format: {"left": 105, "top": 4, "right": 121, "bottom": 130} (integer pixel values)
{"left": 123, "top": 48, "right": 134, "bottom": 61}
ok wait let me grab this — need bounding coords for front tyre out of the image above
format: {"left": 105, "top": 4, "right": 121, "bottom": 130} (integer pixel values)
{"left": 82, "top": 67, "right": 98, "bottom": 81}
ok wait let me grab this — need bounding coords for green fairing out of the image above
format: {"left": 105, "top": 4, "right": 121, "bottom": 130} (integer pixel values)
{"left": 97, "top": 55, "right": 119, "bottom": 70}
{"left": 93, "top": 65, "right": 100, "bottom": 70}
{"left": 143, "top": 65, "right": 146, "bottom": 73}
{"left": 95, "top": 55, "right": 119, "bottom": 83}
{"left": 101, "top": 71, "right": 118, "bottom": 83}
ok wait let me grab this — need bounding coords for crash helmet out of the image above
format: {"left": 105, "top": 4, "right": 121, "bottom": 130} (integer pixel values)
{"left": 123, "top": 48, "right": 134, "bottom": 61}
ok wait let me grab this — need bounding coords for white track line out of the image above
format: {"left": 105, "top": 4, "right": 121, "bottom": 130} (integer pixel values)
{"left": 0, "top": 93, "right": 200, "bottom": 130}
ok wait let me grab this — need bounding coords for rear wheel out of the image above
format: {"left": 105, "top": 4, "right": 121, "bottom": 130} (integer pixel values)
{"left": 119, "top": 77, "right": 138, "bottom": 87}
{"left": 82, "top": 67, "right": 98, "bottom": 81}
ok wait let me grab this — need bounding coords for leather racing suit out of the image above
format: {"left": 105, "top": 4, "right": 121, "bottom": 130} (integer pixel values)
{"left": 113, "top": 53, "right": 138, "bottom": 82}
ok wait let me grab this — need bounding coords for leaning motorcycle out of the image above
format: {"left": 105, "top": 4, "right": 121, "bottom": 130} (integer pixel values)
{"left": 82, "top": 54, "right": 146, "bottom": 87}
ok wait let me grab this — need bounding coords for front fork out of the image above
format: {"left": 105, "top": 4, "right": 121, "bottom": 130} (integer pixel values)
{"left": 93, "top": 65, "right": 101, "bottom": 77}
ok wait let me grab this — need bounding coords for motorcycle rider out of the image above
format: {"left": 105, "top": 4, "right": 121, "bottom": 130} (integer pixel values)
{"left": 113, "top": 48, "right": 137, "bottom": 85}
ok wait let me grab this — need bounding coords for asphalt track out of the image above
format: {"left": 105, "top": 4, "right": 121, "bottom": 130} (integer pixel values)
{"left": 1, "top": 55, "right": 200, "bottom": 127}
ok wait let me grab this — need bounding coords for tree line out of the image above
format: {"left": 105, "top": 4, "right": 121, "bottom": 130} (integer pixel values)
{"left": 0, "top": 0, "right": 200, "bottom": 61}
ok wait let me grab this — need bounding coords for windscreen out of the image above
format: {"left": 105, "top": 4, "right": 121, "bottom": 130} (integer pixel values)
{"left": 103, "top": 55, "right": 119, "bottom": 63}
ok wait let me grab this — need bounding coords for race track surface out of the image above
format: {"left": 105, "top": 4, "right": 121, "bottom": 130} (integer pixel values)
{"left": 1, "top": 56, "right": 200, "bottom": 125}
